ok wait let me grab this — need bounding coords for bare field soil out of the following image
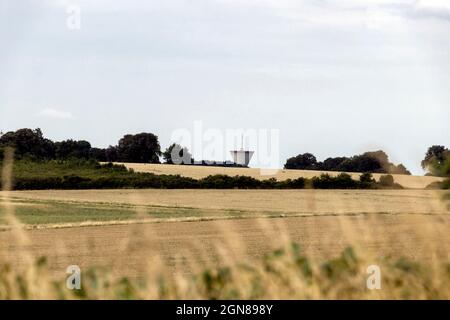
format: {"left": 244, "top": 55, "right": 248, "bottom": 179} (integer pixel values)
{"left": 1, "top": 214, "right": 449, "bottom": 279}
{"left": 0, "top": 189, "right": 448, "bottom": 279}
{"left": 118, "top": 163, "right": 445, "bottom": 189}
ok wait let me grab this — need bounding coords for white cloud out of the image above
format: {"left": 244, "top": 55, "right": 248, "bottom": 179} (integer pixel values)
{"left": 39, "top": 108, "right": 74, "bottom": 119}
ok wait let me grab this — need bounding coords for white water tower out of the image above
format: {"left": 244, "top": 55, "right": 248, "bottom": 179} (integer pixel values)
{"left": 230, "top": 135, "right": 254, "bottom": 167}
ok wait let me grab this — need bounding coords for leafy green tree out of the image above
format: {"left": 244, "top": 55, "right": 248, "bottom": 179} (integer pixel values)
{"left": 89, "top": 148, "right": 107, "bottom": 162}
{"left": 55, "top": 140, "right": 91, "bottom": 159}
{"left": 163, "top": 143, "right": 192, "bottom": 165}
{"left": 104, "top": 146, "right": 119, "bottom": 162}
{"left": 421, "top": 145, "right": 450, "bottom": 176}
{"left": 284, "top": 153, "right": 318, "bottom": 170}
{"left": 285, "top": 150, "right": 410, "bottom": 175}
{"left": 359, "top": 172, "right": 375, "bottom": 187}
{"left": 322, "top": 157, "right": 347, "bottom": 171}
{"left": 442, "top": 159, "right": 450, "bottom": 177}
{"left": 349, "top": 154, "right": 384, "bottom": 173}
{"left": 116, "top": 133, "right": 161, "bottom": 163}
{"left": 0, "top": 128, "right": 55, "bottom": 159}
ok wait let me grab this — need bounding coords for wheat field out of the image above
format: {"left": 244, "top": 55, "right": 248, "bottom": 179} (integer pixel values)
{"left": 118, "top": 163, "right": 445, "bottom": 189}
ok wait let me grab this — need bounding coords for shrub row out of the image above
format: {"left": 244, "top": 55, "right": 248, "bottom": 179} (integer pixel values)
{"left": 13, "top": 174, "right": 199, "bottom": 190}
{"left": 10, "top": 171, "right": 401, "bottom": 190}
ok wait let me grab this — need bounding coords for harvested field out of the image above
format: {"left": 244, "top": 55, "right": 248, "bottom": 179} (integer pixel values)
{"left": 118, "top": 163, "right": 445, "bottom": 189}
{"left": 0, "top": 189, "right": 449, "bottom": 279}
{"left": 1, "top": 214, "right": 449, "bottom": 279}
{"left": 5, "top": 189, "right": 447, "bottom": 217}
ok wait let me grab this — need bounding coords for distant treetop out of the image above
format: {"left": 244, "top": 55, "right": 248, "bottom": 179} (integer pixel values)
{"left": 422, "top": 145, "right": 450, "bottom": 177}
{"left": 0, "top": 128, "right": 162, "bottom": 164}
{"left": 284, "top": 150, "right": 411, "bottom": 175}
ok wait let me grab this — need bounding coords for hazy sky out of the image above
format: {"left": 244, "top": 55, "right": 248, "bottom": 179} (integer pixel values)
{"left": 1, "top": 0, "right": 449, "bottom": 174}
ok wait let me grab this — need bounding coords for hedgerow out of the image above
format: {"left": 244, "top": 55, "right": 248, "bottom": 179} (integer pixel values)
{"left": 1, "top": 159, "right": 402, "bottom": 190}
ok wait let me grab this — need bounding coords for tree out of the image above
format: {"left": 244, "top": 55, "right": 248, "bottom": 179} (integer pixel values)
{"left": 322, "top": 157, "right": 347, "bottom": 171}
{"left": 163, "top": 143, "right": 192, "bottom": 165}
{"left": 364, "top": 151, "right": 389, "bottom": 166}
{"left": 351, "top": 154, "right": 384, "bottom": 173}
{"left": 442, "top": 159, "right": 450, "bottom": 177}
{"left": 390, "top": 163, "right": 411, "bottom": 175}
{"left": 89, "top": 148, "right": 107, "bottom": 162}
{"left": 284, "top": 153, "right": 318, "bottom": 170}
{"left": 105, "top": 146, "right": 119, "bottom": 162}
{"left": 363, "top": 151, "right": 411, "bottom": 175}
{"left": 55, "top": 140, "right": 92, "bottom": 159}
{"left": 0, "top": 128, "right": 55, "bottom": 159}
{"left": 360, "top": 172, "right": 375, "bottom": 186}
{"left": 421, "top": 145, "right": 449, "bottom": 176}
{"left": 84, "top": 146, "right": 118, "bottom": 162}
{"left": 116, "top": 133, "right": 161, "bottom": 163}
{"left": 284, "top": 150, "right": 410, "bottom": 174}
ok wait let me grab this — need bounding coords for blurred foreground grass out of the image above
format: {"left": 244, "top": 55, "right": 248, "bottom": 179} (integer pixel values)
{"left": 1, "top": 243, "right": 449, "bottom": 300}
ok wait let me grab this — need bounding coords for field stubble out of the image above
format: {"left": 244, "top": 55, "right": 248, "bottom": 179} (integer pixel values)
{"left": 0, "top": 189, "right": 449, "bottom": 279}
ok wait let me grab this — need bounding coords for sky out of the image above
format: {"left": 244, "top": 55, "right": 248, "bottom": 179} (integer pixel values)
{"left": 0, "top": 0, "right": 449, "bottom": 174}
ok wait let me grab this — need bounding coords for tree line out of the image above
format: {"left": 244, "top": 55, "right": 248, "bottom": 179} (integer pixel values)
{"left": 0, "top": 128, "right": 448, "bottom": 178}
{"left": 0, "top": 128, "right": 235, "bottom": 167}
{"left": 285, "top": 146, "right": 450, "bottom": 178}
{"left": 284, "top": 150, "right": 411, "bottom": 175}
{"left": 0, "top": 128, "right": 162, "bottom": 163}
